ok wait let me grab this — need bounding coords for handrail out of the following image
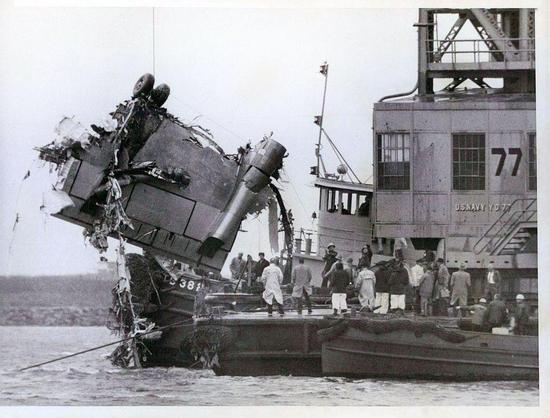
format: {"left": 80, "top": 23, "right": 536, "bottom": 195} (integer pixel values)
{"left": 491, "top": 210, "right": 536, "bottom": 254}
{"left": 482, "top": 202, "right": 536, "bottom": 255}
{"left": 473, "top": 198, "right": 536, "bottom": 255}
{"left": 427, "top": 37, "right": 535, "bottom": 64}
{"left": 472, "top": 198, "right": 534, "bottom": 253}
{"left": 428, "top": 37, "right": 535, "bottom": 42}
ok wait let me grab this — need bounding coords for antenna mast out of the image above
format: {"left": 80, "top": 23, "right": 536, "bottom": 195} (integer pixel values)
{"left": 314, "top": 62, "right": 329, "bottom": 178}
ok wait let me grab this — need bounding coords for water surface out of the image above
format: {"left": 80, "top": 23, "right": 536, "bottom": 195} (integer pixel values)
{"left": 0, "top": 326, "right": 538, "bottom": 406}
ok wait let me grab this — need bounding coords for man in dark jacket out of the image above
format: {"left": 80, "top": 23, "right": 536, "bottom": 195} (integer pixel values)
{"left": 357, "top": 245, "right": 373, "bottom": 269}
{"left": 254, "top": 252, "right": 270, "bottom": 279}
{"left": 330, "top": 262, "right": 350, "bottom": 315}
{"left": 321, "top": 243, "right": 338, "bottom": 287}
{"left": 482, "top": 293, "right": 508, "bottom": 330}
{"left": 374, "top": 263, "right": 390, "bottom": 314}
{"left": 388, "top": 261, "right": 409, "bottom": 313}
{"left": 457, "top": 298, "right": 487, "bottom": 331}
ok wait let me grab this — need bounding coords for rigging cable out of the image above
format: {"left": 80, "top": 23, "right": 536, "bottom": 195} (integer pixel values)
{"left": 18, "top": 318, "right": 195, "bottom": 372}
{"left": 280, "top": 169, "right": 308, "bottom": 217}
{"left": 322, "top": 128, "right": 362, "bottom": 183}
{"left": 170, "top": 94, "right": 249, "bottom": 143}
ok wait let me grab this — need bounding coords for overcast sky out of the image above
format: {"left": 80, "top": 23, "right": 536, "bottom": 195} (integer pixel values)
{"left": 1, "top": 2, "right": 547, "bottom": 276}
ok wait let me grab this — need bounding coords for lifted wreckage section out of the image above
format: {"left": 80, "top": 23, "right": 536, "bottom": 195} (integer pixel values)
{"left": 37, "top": 73, "right": 287, "bottom": 367}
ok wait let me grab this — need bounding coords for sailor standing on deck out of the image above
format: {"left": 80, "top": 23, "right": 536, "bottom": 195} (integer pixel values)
{"left": 484, "top": 262, "right": 501, "bottom": 301}
{"left": 433, "top": 258, "right": 450, "bottom": 315}
{"left": 357, "top": 245, "right": 373, "bottom": 269}
{"left": 261, "top": 257, "right": 285, "bottom": 316}
{"left": 229, "top": 252, "right": 246, "bottom": 281}
{"left": 321, "top": 243, "right": 338, "bottom": 287}
{"left": 245, "top": 254, "right": 256, "bottom": 287}
{"left": 374, "top": 262, "right": 390, "bottom": 314}
{"left": 418, "top": 265, "right": 435, "bottom": 316}
{"left": 344, "top": 257, "right": 356, "bottom": 283}
{"left": 330, "top": 262, "right": 350, "bottom": 316}
{"left": 254, "top": 252, "right": 270, "bottom": 279}
{"left": 291, "top": 257, "right": 313, "bottom": 315}
{"left": 450, "top": 263, "right": 471, "bottom": 316}
{"left": 409, "top": 259, "right": 424, "bottom": 313}
{"left": 512, "top": 294, "right": 530, "bottom": 335}
{"left": 356, "top": 265, "right": 376, "bottom": 311}
{"left": 388, "top": 261, "right": 409, "bottom": 313}
{"left": 482, "top": 294, "right": 508, "bottom": 330}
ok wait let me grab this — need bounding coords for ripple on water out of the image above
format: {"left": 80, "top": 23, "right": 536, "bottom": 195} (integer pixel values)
{"left": 0, "top": 326, "right": 539, "bottom": 406}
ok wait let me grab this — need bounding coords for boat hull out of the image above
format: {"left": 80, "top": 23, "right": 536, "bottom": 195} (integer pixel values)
{"left": 321, "top": 320, "right": 538, "bottom": 380}
{"left": 195, "top": 312, "right": 336, "bottom": 376}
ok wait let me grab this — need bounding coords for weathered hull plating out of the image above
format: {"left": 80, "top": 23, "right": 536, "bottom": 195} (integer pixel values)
{"left": 322, "top": 323, "right": 538, "bottom": 380}
{"left": 196, "top": 313, "right": 538, "bottom": 380}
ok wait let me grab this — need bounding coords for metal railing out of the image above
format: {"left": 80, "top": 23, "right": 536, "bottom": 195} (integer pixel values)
{"left": 473, "top": 198, "right": 537, "bottom": 255}
{"left": 428, "top": 38, "right": 535, "bottom": 65}
{"left": 294, "top": 224, "right": 375, "bottom": 257}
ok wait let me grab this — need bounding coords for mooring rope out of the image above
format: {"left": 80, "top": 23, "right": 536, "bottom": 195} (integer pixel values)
{"left": 18, "top": 318, "right": 194, "bottom": 372}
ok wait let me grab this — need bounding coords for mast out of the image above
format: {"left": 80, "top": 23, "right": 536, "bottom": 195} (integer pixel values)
{"left": 314, "top": 62, "right": 329, "bottom": 177}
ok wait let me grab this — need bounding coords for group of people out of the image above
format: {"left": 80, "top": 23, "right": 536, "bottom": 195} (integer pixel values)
{"left": 319, "top": 244, "right": 532, "bottom": 332}
{"left": 229, "top": 251, "right": 303, "bottom": 316}
{"left": 321, "top": 243, "right": 409, "bottom": 315}
{"left": 413, "top": 259, "right": 503, "bottom": 318}
{"left": 229, "top": 252, "right": 271, "bottom": 288}
{"left": 458, "top": 293, "right": 531, "bottom": 335}
{"left": 226, "top": 244, "right": 532, "bottom": 332}
{"left": 246, "top": 254, "right": 314, "bottom": 317}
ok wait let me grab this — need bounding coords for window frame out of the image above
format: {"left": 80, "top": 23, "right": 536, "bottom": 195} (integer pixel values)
{"left": 376, "top": 132, "right": 411, "bottom": 191}
{"left": 452, "top": 133, "right": 486, "bottom": 191}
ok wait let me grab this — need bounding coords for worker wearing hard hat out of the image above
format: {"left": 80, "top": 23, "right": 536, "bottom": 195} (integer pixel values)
{"left": 321, "top": 243, "right": 338, "bottom": 287}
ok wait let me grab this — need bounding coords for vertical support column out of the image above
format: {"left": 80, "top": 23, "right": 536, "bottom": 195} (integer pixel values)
{"left": 518, "top": 8, "right": 531, "bottom": 92}
{"left": 418, "top": 9, "right": 429, "bottom": 95}
{"left": 519, "top": 8, "right": 529, "bottom": 62}
{"left": 427, "top": 10, "right": 434, "bottom": 95}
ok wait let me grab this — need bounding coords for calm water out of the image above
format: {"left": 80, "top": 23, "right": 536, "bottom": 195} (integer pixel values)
{"left": 0, "top": 326, "right": 538, "bottom": 406}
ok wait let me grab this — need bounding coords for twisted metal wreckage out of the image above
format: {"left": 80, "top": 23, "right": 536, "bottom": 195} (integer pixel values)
{"left": 36, "top": 73, "right": 288, "bottom": 367}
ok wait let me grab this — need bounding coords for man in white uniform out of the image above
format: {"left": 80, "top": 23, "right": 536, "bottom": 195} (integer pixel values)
{"left": 356, "top": 266, "right": 376, "bottom": 310}
{"left": 484, "top": 262, "right": 501, "bottom": 301}
{"left": 409, "top": 259, "right": 424, "bottom": 312}
{"left": 261, "top": 257, "right": 285, "bottom": 316}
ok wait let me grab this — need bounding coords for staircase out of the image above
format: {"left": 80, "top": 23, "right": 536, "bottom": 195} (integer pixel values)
{"left": 473, "top": 198, "right": 536, "bottom": 256}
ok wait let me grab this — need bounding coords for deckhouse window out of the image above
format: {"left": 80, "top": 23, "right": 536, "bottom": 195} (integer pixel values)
{"left": 377, "top": 133, "right": 410, "bottom": 190}
{"left": 452, "top": 133, "right": 486, "bottom": 191}
{"left": 529, "top": 133, "right": 536, "bottom": 190}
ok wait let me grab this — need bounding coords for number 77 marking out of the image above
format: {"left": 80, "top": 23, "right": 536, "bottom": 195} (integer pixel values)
{"left": 491, "top": 147, "right": 522, "bottom": 176}
{"left": 508, "top": 148, "right": 522, "bottom": 176}
{"left": 491, "top": 148, "right": 506, "bottom": 176}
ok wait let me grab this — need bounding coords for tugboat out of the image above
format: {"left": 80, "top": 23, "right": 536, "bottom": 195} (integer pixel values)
{"left": 193, "top": 7, "right": 539, "bottom": 380}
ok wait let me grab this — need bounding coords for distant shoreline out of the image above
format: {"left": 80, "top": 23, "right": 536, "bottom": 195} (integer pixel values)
{"left": 0, "top": 306, "right": 110, "bottom": 326}
{"left": 1, "top": 274, "right": 114, "bottom": 326}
